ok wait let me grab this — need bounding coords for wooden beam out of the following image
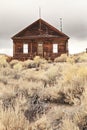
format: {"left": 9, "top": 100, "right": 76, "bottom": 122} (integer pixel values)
{"left": 31, "top": 42, "right": 32, "bottom": 54}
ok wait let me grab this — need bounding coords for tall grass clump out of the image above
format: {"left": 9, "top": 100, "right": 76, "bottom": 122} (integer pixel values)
{"left": 75, "top": 53, "right": 87, "bottom": 62}
{"left": 54, "top": 54, "right": 68, "bottom": 62}
{"left": 0, "top": 55, "right": 9, "bottom": 68}
{"left": 0, "top": 108, "right": 31, "bottom": 130}
{"left": 34, "top": 56, "right": 47, "bottom": 65}
{"left": 58, "top": 64, "right": 87, "bottom": 105}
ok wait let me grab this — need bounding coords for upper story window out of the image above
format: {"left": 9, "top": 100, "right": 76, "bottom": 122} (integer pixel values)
{"left": 23, "top": 43, "right": 28, "bottom": 54}
{"left": 53, "top": 44, "right": 58, "bottom": 53}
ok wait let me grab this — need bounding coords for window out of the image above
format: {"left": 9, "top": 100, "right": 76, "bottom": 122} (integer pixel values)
{"left": 53, "top": 44, "right": 58, "bottom": 53}
{"left": 23, "top": 44, "right": 28, "bottom": 54}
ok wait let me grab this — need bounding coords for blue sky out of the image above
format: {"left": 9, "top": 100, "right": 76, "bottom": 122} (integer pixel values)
{"left": 0, "top": 0, "right": 87, "bottom": 56}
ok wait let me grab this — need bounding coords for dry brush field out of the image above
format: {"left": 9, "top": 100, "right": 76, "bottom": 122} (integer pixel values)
{"left": 0, "top": 53, "right": 87, "bottom": 130}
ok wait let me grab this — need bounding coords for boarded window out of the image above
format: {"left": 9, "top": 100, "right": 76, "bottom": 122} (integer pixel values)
{"left": 23, "top": 44, "right": 28, "bottom": 54}
{"left": 53, "top": 44, "right": 58, "bottom": 53}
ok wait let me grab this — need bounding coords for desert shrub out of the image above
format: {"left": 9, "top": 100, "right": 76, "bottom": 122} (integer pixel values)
{"left": 66, "top": 56, "right": 75, "bottom": 64}
{"left": 62, "top": 64, "right": 87, "bottom": 86}
{"left": 31, "top": 71, "right": 48, "bottom": 85}
{"left": 0, "top": 55, "right": 8, "bottom": 60}
{"left": 61, "top": 118, "right": 79, "bottom": 130}
{"left": 59, "top": 65, "right": 87, "bottom": 105}
{"left": 72, "top": 106, "right": 87, "bottom": 130}
{"left": 81, "top": 83, "right": 87, "bottom": 106}
{"left": 21, "top": 69, "right": 48, "bottom": 87}
{"left": 0, "top": 76, "right": 8, "bottom": 85}
{"left": 1, "top": 68, "right": 12, "bottom": 76}
{"left": 40, "top": 63, "right": 50, "bottom": 70}
{"left": 45, "top": 66, "right": 59, "bottom": 85}
{"left": 1, "top": 95, "right": 16, "bottom": 110}
{"left": 34, "top": 115, "right": 51, "bottom": 130}
{"left": 0, "top": 67, "right": 23, "bottom": 83}
{"left": 47, "top": 107, "right": 65, "bottom": 129}
{"left": 15, "top": 88, "right": 29, "bottom": 99}
{"left": 0, "top": 85, "right": 28, "bottom": 111}
{"left": 1, "top": 69, "right": 21, "bottom": 80}
{"left": 54, "top": 54, "right": 67, "bottom": 62}
{"left": 34, "top": 56, "right": 42, "bottom": 67}
{"left": 0, "top": 66, "right": 23, "bottom": 81}
{"left": 40, "top": 84, "right": 84, "bottom": 105}
{"left": 10, "top": 59, "right": 19, "bottom": 68}
{"left": 13, "top": 73, "right": 21, "bottom": 80}
{"left": 76, "top": 53, "right": 87, "bottom": 62}
{"left": 58, "top": 85, "right": 84, "bottom": 105}
{"left": 23, "top": 59, "right": 36, "bottom": 69}
{"left": 13, "top": 61, "right": 23, "bottom": 70}
{"left": 78, "top": 116, "right": 87, "bottom": 130}
{"left": 34, "top": 56, "right": 47, "bottom": 66}
{"left": 14, "top": 80, "right": 45, "bottom": 100}
{"left": 68, "top": 53, "right": 87, "bottom": 63}
{"left": 0, "top": 89, "right": 16, "bottom": 110}
{"left": 40, "top": 86, "right": 61, "bottom": 103}
{"left": 24, "top": 94, "right": 48, "bottom": 122}
{"left": 0, "top": 55, "right": 9, "bottom": 68}
{"left": 6, "top": 56, "right": 13, "bottom": 62}
{"left": 0, "top": 108, "right": 31, "bottom": 130}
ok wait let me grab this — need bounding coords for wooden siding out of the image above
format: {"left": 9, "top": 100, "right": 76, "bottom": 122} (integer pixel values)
{"left": 12, "top": 18, "right": 69, "bottom": 60}
{"left": 13, "top": 38, "right": 68, "bottom": 60}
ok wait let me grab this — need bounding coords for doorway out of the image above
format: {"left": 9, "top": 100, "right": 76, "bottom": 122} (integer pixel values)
{"left": 38, "top": 42, "right": 43, "bottom": 57}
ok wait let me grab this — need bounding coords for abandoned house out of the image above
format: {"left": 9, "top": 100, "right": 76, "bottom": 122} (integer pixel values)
{"left": 12, "top": 18, "right": 69, "bottom": 60}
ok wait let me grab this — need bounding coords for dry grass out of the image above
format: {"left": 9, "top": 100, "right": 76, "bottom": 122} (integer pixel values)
{"left": 0, "top": 53, "right": 86, "bottom": 129}
{"left": 61, "top": 118, "right": 79, "bottom": 130}
{"left": 54, "top": 54, "right": 68, "bottom": 62}
{"left": 55, "top": 52, "right": 87, "bottom": 64}
{"left": 0, "top": 108, "right": 31, "bottom": 130}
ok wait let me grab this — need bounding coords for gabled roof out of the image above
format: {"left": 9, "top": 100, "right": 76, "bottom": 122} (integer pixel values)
{"left": 12, "top": 18, "right": 69, "bottom": 39}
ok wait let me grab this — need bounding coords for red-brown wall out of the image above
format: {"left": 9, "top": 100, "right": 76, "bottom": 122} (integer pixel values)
{"left": 13, "top": 37, "right": 68, "bottom": 60}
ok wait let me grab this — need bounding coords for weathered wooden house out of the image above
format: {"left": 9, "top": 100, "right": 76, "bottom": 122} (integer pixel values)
{"left": 12, "top": 18, "right": 69, "bottom": 60}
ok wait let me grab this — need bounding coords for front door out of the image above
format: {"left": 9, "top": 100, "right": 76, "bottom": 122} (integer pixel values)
{"left": 38, "top": 42, "right": 43, "bottom": 57}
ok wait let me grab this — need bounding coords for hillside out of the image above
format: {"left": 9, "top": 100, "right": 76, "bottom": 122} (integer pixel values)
{"left": 0, "top": 53, "right": 87, "bottom": 130}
